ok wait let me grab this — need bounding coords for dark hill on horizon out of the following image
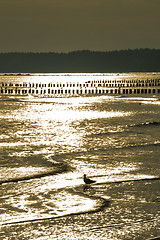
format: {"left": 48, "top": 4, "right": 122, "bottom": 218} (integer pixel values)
{"left": 0, "top": 49, "right": 160, "bottom": 73}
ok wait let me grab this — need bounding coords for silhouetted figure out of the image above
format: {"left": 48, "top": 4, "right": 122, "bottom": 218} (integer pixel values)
{"left": 83, "top": 174, "right": 96, "bottom": 184}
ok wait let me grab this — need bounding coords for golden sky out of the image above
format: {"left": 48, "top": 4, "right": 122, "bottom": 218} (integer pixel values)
{"left": 0, "top": 0, "right": 160, "bottom": 52}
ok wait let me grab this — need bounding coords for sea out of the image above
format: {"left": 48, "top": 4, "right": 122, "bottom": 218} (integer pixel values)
{"left": 0, "top": 73, "right": 160, "bottom": 240}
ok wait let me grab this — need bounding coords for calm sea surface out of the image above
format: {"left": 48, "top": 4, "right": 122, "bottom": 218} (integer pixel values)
{"left": 0, "top": 73, "right": 160, "bottom": 239}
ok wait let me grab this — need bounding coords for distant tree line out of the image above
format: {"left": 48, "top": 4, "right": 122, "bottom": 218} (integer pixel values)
{"left": 0, "top": 49, "right": 160, "bottom": 73}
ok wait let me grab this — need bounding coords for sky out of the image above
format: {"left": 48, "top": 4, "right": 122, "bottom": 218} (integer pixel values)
{"left": 0, "top": 0, "right": 160, "bottom": 52}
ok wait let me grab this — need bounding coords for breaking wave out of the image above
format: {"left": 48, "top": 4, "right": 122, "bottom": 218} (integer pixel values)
{"left": 129, "top": 121, "right": 160, "bottom": 128}
{"left": 114, "top": 141, "right": 160, "bottom": 150}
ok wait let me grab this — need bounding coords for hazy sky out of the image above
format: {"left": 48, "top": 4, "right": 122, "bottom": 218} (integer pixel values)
{"left": 0, "top": 0, "right": 160, "bottom": 52}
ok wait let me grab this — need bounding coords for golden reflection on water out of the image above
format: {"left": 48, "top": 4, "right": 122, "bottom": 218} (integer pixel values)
{"left": 0, "top": 74, "right": 160, "bottom": 239}
{"left": 0, "top": 97, "right": 132, "bottom": 162}
{"left": 6, "top": 103, "right": 130, "bottom": 123}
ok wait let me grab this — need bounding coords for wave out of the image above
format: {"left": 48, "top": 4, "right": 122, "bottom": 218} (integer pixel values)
{"left": 129, "top": 121, "right": 160, "bottom": 128}
{"left": 0, "top": 188, "right": 110, "bottom": 226}
{"left": 1, "top": 174, "right": 159, "bottom": 226}
{"left": 1, "top": 172, "right": 159, "bottom": 227}
{"left": 87, "top": 121, "right": 160, "bottom": 138}
{"left": 82, "top": 140, "right": 160, "bottom": 152}
{"left": 88, "top": 130, "right": 126, "bottom": 138}
{"left": 0, "top": 159, "right": 71, "bottom": 185}
{"left": 114, "top": 141, "right": 160, "bottom": 150}
{"left": 94, "top": 176, "right": 160, "bottom": 186}
{"left": 85, "top": 216, "right": 160, "bottom": 232}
